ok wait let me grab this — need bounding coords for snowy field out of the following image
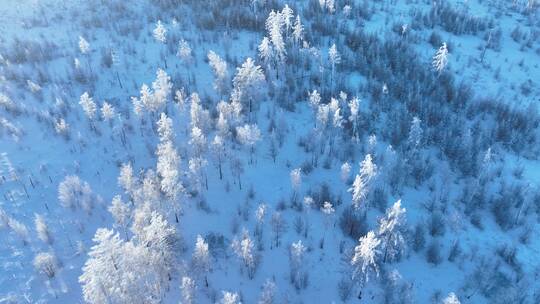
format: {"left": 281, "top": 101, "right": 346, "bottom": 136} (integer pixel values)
{"left": 0, "top": 0, "right": 539, "bottom": 303}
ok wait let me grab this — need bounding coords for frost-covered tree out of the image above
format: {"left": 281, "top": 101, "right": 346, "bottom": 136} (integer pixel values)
{"left": 258, "top": 37, "right": 273, "bottom": 67}
{"left": 360, "top": 153, "right": 377, "bottom": 181}
{"left": 319, "top": 0, "right": 335, "bottom": 11}
{"left": 309, "top": 90, "right": 321, "bottom": 110}
{"left": 210, "top": 135, "right": 226, "bottom": 180}
{"left": 134, "top": 211, "right": 179, "bottom": 282}
{"left": 157, "top": 112, "right": 173, "bottom": 141}
{"left": 330, "top": 98, "right": 343, "bottom": 129}
{"left": 254, "top": 203, "right": 267, "bottom": 249}
{"left": 177, "top": 39, "right": 193, "bottom": 63}
{"left": 378, "top": 199, "right": 407, "bottom": 263}
{"left": 132, "top": 69, "right": 172, "bottom": 116}
{"left": 232, "top": 57, "right": 265, "bottom": 114}
{"left": 208, "top": 51, "right": 229, "bottom": 97}
{"left": 230, "top": 157, "right": 245, "bottom": 190}
{"left": 258, "top": 279, "right": 276, "bottom": 304}
{"left": 308, "top": 90, "right": 322, "bottom": 128}
{"left": 79, "top": 228, "right": 125, "bottom": 303}
{"left": 192, "top": 235, "right": 210, "bottom": 284}
{"left": 348, "top": 97, "right": 360, "bottom": 139}
{"left": 408, "top": 116, "right": 423, "bottom": 151}
{"left": 289, "top": 240, "right": 307, "bottom": 290}
{"left": 101, "top": 102, "right": 115, "bottom": 122}
{"left": 220, "top": 291, "right": 241, "bottom": 304}
{"left": 181, "top": 276, "right": 196, "bottom": 304}
{"left": 290, "top": 168, "right": 302, "bottom": 202}
{"left": 152, "top": 69, "right": 172, "bottom": 111}
{"left": 271, "top": 211, "right": 287, "bottom": 248}
{"left": 341, "top": 162, "right": 351, "bottom": 183}
{"left": 132, "top": 84, "right": 152, "bottom": 116}
{"left": 175, "top": 88, "right": 187, "bottom": 111}
{"left": 292, "top": 15, "right": 304, "bottom": 45}
{"left": 55, "top": 118, "right": 70, "bottom": 138}
{"left": 33, "top": 252, "right": 58, "bottom": 278}
{"left": 265, "top": 11, "right": 286, "bottom": 64}
{"left": 236, "top": 123, "right": 261, "bottom": 164}
{"left": 432, "top": 42, "right": 449, "bottom": 73}
{"left": 189, "top": 156, "right": 208, "bottom": 192}
{"left": 35, "top": 214, "right": 52, "bottom": 244}
{"left": 328, "top": 44, "right": 341, "bottom": 93}
{"left": 79, "top": 92, "right": 97, "bottom": 121}
{"left": 351, "top": 231, "right": 381, "bottom": 286}
{"left": 157, "top": 138, "right": 182, "bottom": 202}
{"left": 281, "top": 5, "right": 293, "bottom": 36}
{"left": 232, "top": 229, "right": 256, "bottom": 278}
{"left": 443, "top": 292, "right": 461, "bottom": 304}
{"left": 58, "top": 175, "right": 94, "bottom": 212}
{"left": 348, "top": 154, "right": 377, "bottom": 211}
{"left": 80, "top": 226, "right": 172, "bottom": 304}
{"left": 153, "top": 20, "right": 167, "bottom": 43}
{"left": 320, "top": 201, "right": 335, "bottom": 246}
{"left": 79, "top": 36, "right": 90, "bottom": 54}
{"left": 118, "top": 162, "right": 137, "bottom": 197}
{"left": 109, "top": 195, "right": 131, "bottom": 237}
{"left": 189, "top": 93, "right": 211, "bottom": 131}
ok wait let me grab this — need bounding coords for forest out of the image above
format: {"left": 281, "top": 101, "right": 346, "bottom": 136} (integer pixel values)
{"left": 0, "top": 0, "right": 539, "bottom": 303}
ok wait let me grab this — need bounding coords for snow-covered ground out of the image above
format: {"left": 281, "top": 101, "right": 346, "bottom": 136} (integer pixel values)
{"left": 0, "top": 0, "right": 539, "bottom": 303}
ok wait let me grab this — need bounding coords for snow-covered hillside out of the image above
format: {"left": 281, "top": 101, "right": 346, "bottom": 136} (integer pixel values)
{"left": 0, "top": 0, "right": 539, "bottom": 303}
